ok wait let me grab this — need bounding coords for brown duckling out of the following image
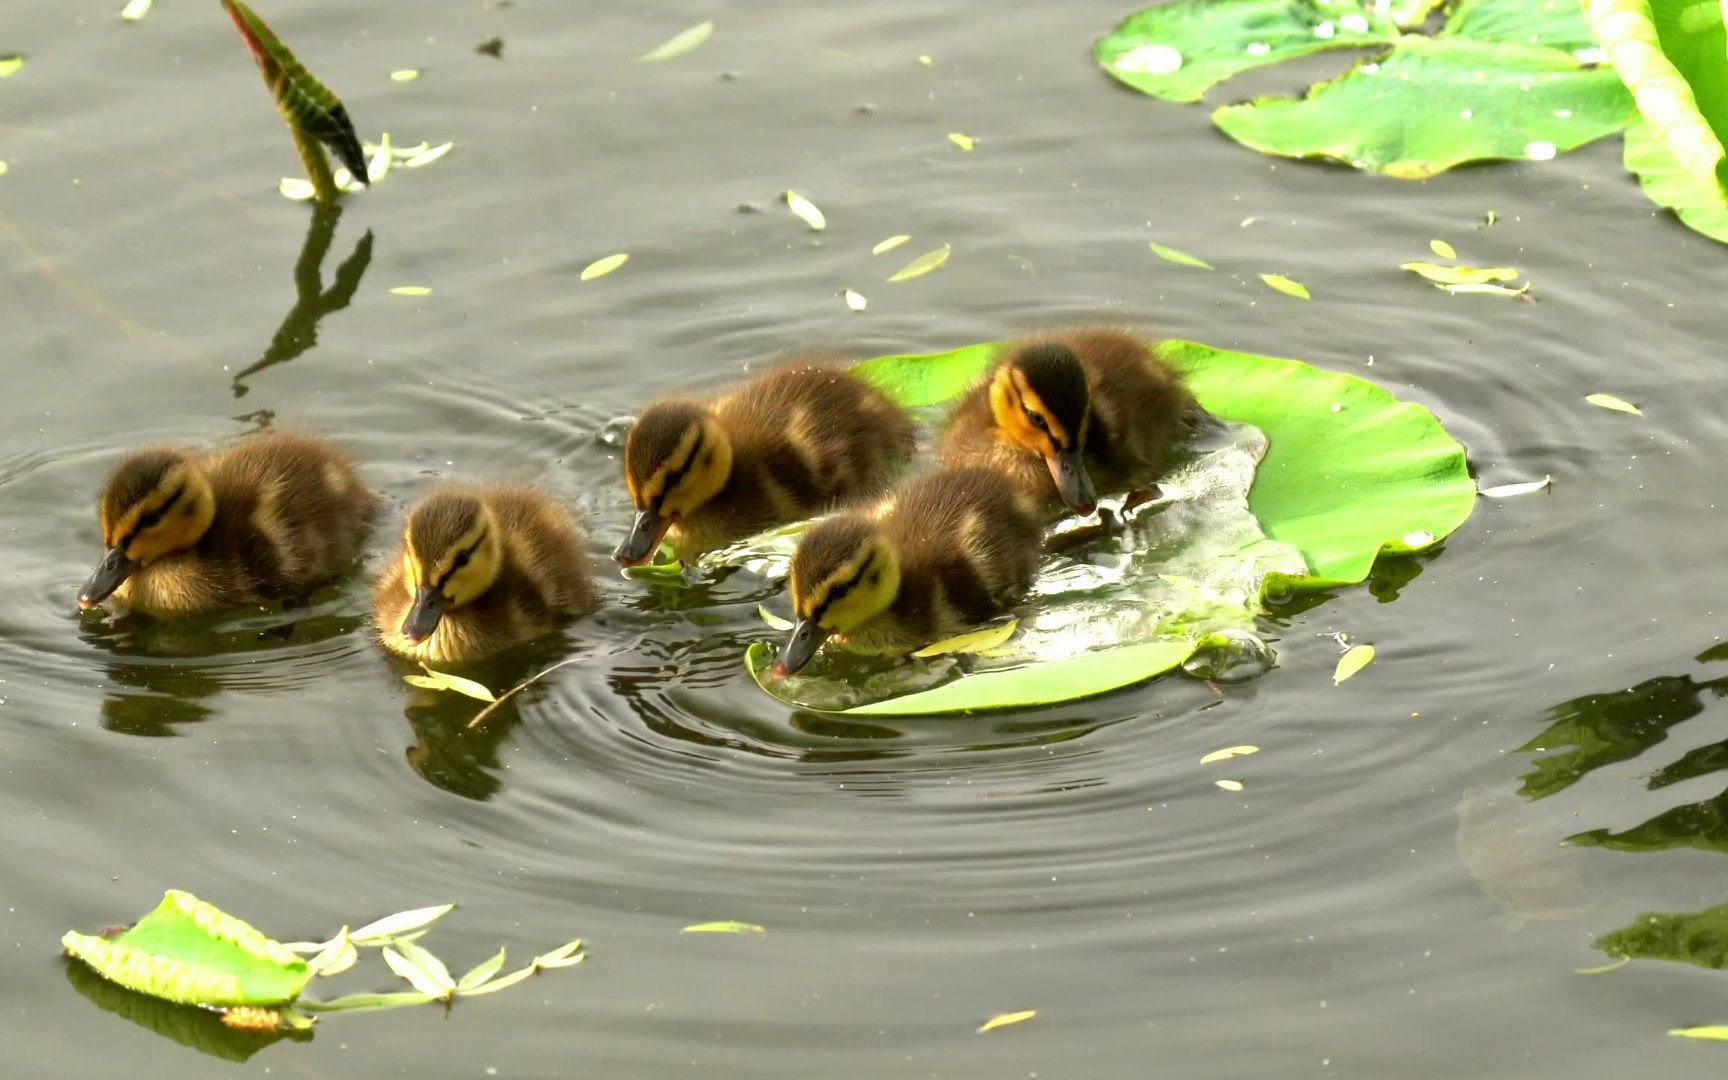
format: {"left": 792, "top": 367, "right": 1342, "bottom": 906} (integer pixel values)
{"left": 615, "top": 356, "right": 916, "bottom": 565}
{"left": 938, "top": 328, "right": 1191, "bottom": 519}
{"left": 774, "top": 466, "right": 1041, "bottom": 675}
{"left": 77, "top": 432, "right": 375, "bottom": 616}
{"left": 374, "top": 484, "right": 596, "bottom": 664}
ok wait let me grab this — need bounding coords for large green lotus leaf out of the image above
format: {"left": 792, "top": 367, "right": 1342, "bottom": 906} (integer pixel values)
{"left": 1442, "top": 0, "right": 1598, "bottom": 53}
{"left": 1213, "top": 37, "right": 1636, "bottom": 177}
{"left": 1095, "top": 0, "right": 1399, "bottom": 104}
{"left": 63, "top": 890, "right": 311, "bottom": 1008}
{"left": 1624, "top": 116, "right": 1728, "bottom": 241}
{"left": 749, "top": 340, "right": 1473, "bottom": 716}
{"left": 1589, "top": 0, "right": 1728, "bottom": 195}
{"left": 1595, "top": 900, "right": 1728, "bottom": 968}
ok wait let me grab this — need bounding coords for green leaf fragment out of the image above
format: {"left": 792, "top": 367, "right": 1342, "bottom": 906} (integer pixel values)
{"left": 757, "top": 606, "right": 794, "bottom": 632}
{"left": 0, "top": 56, "right": 23, "bottom": 79}
{"left": 872, "top": 234, "right": 911, "bottom": 255}
{"left": 390, "top": 940, "right": 455, "bottom": 995}
{"left": 390, "top": 69, "right": 421, "bottom": 82}
{"left": 306, "top": 928, "right": 356, "bottom": 977}
{"left": 415, "top": 664, "right": 496, "bottom": 702}
{"left": 948, "top": 132, "right": 976, "bottom": 151}
{"left": 886, "top": 244, "right": 951, "bottom": 283}
{"left": 910, "top": 618, "right": 1018, "bottom": 658}
{"left": 1215, "top": 778, "right": 1245, "bottom": 791}
{"left": 389, "top": 286, "right": 433, "bottom": 298}
{"left": 1585, "top": 392, "right": 1643, "bottom": 415}
{"left": 1147, "top": 241, "right": 1214, "bottom": 269}
{"left": 1478, "top": 475, "right": 1552, "bottom": 498}
{"left": 1401, "top": 261, "right": 1519, "bottom": 285}
{"left": 1671, "top": 1026, "right": 1728, "bottom": 1040}
{"left": 382, "top": 946, "right": 453, "bottom": 998}
{"left": 581, "top": 253, "right": 629, "bottom": 281}
{"left": 278, "top": 178, "right": 317, "bottom": 201}
{"left": 1429, "top": 239, "right": 1457, "bottom": 258}
{"left": 62, "top": 890, "right": 312, "bottom": 1008}
{"left": 681, "top": 921, "right": 766, "bottom": 935}
{"left": 121, "top": 0, "right": 154, "bottom": 21}
{"left": 533, "top": 939, "right": 586, "bottom": 969}
{"left": 349, "top": 903, "right": 456, "bottom": 945}
{"left": 1260, "top": 273, "right": 1310, "bottom": 299}
{"left": 1333, "top": 644, "right": 1375, "bottom": 684}
{"left": 456, "top": 948, "right": 508, "bottom": 991}
{"left": 1439, "top": 281, "right": 1531, "bottom": 297}
{"left": 298, "top": 991, "right": 438, "bottom": 1013}
{"left": 453, "top": 964, "right": 538, "bottom": 996}
{"left": 978, "top": 1008, "right": 1037, "bottom": 1033}
{"left": 639, "top": 20, "right": 714, "bottom": 62}
{"left": 784, "top": 190, "right": 826, "bottom": 231}
{"left": 402, "top": 141, "right": 454, "bottom": 168}
{"left": 1199, "top": 745, "right": 1259, "bottom": 764}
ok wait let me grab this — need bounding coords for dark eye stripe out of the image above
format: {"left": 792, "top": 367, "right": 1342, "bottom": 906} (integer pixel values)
{"left": 651, "top": 439, "right": 704, "bottom": 513}
{"left": 811, "top": 553, "right": 876, "bottom": 625}
{"left": 118, "top": 485, "right": 183, "bottom": 550}
{"left": 435, "top": 529, "right": 488, "bottom": 590}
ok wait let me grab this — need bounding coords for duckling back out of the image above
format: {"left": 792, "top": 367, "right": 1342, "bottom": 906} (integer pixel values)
{"left": 374, "top": 484, "right": 595, "bottom": 664}
{"left": 1059, "top": 328, "right": 1191, "bottom": 495}
{"left": 97, "top": 431, "right": 376, "bottom": 616}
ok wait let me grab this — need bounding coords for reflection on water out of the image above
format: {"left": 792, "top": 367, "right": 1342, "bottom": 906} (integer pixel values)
{"left": 64, "top": 961, "right": 303, "bottom": 1063}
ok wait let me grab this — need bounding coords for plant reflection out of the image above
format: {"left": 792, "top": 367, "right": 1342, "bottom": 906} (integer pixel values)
{"left": 63, "top": 960, "right": 304, "bottom": 1061}
{"left": 231, "top": 203, "right": 373, "bottom": 398}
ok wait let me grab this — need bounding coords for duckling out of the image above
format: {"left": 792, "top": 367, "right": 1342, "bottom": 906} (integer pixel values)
{"left": 774, "top": 466, "right": 1040, "bottom": 675}
{"left": 938, "top": 328, "right": 1192, "bottom": 519}
{"left": 374, "top": 484, "right": 596, "bottom": 663}
{"left": 615, "top": 356, "right": 916, "bottom": 565}
{"left": 77, "top": 432, "right": 376, "bottom": 616}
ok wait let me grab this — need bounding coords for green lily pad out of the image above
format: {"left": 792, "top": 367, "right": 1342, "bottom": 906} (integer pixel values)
{"left": 1625, "top": 117, "right": 1728, "bottom": 242}
{"left": 1442, "top": 0, "right": 1598, "bottom": 53}
{"left": 748, "top": 339, "right": 1474, "bottom": 716}
{"left": 63, "top": 891, "right": 312, "bottom": 1008}
{"left": 1096, "top": 0, "right": 1398, "bottom": 103}
{"left": 1213, "top": 38, "right": 1635, "bottom": 178}
{"left": 1590, "top": 0, "right": 1728, "bottom": 196}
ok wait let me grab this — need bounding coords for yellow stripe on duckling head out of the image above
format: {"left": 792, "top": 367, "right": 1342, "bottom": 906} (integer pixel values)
{"left": 624, "top": 402, "right": 734, "bottom": 518}
{"left": 789, "top": 517, "right": 901, "bottom": 633}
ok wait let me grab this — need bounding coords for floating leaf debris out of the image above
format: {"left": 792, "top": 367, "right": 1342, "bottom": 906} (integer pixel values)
{"left": 1214, "top": 779, "right": 1245, "bottom": 792}
{"left": 681, "top": 921, "right": 766, "bottom": 935}
{"left": 581, "top": 253, "right": 630, "bottom": 281}
{"left": 1429, "top": 239, "right": 1456, "bottom": 259}
{"left": 1478, "top": 476, "right": 1551, "bottom": 498}
{"left": 978, "top": 1009, "right": 1037, "bottom": 1033}
{"left": 784, "top": 190, "right": 826, "bottom": 231}
{"left": 121, "top": 0, "right": 154, "bottom": 21}
{"left": 843, "top": 289, "right": 867, "bottom": 312}
{"left": 1148, "top": 241, "right": 1213, "bottom": 269}
{"left": 887, "top": 244, "right": 951, "bottom": 283}
{"left": 948, "top": 132, "right": 976, "bottom": 151}
{"left": 1585, "top": 393, "right": 1642, "bottom": 416}
{"left": 405, "top": 664, "right": 495, "bottom": 701}
{"left": 757, "top": 606, "right": 794, "bottom": 632}
{"left": 1333, "top": 644, "right": 1375, "bottom": 685}
{"left": 872, "top": 235, "right": 911, "bottom": 255}
{"left": 1199, "top": 745, "right": 1259, "bottom": 765}
{"left": 390, "top": 69, "right": 421, "bottom": 82}
{"left": 911, "top": 618, "right": 1018, "bottom": 658}
{"left": 639, "top": 20, "right": 713, "bottom": 62}
{"left": 1260, "top": 273, "right": 1310, "bottom": 300}
{"left": 0, "top": 56, "right": 21, "bottom": 79}
{"left": 389, "top": 286, "right": 432, "bottom": 297}
{"left": 1401, "top": 262, "right": 1518, "bottom": 285}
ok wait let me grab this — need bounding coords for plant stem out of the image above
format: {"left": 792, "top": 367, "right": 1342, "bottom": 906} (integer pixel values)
{"left": 290, "top": 123, "right": 339, "bottom": 204}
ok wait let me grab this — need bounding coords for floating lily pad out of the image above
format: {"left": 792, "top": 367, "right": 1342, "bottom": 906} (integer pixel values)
{"left": 1624, "top": 116, "right": 1728, "bottom": 243}
{"left": 1214, "top": 38, "right": 1635, "bottom": 178}
{"left": 1589, "top": 0, "right": 1728, "bottom": 197}
{"left": 64, "top": 891, "right": 311, "bottom": 1008}
{"left": 1442, "top": 0, "right": 1598, "bottom": 53}
{"left": 743, "top": 339, "right": 1474, "bottom": 716}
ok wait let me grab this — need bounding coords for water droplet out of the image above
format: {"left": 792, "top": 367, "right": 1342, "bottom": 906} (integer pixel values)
{"left": 1553, "top": 108, "right": 1572, "bottom": 118}
{"left": 596, "top": 416, "right": 634, "bottom": 448}
{"left": 1338, "top": 12, "right": 1369, "bottom": 33}
{"left": 1573, "top": 46, "right": 1606, "bottom": 64}
{"left": 1402, "top": 530, "right": 1435, "bottom": 547}
{"left": 1523, "top": 140, "right": 1558, "bottom": 161}
{"left": 1114, "top": 43, "right": 1183, "bottom": 75}
{"left": 1459, "top": 108, "right": 1473, "bottom": 119}
{"left": 1361, "top": 62, "right": 1380, "bottom": 74}
{"left": 1313, "top": 20, "right": 1336, "bottom": 39}
{"left": 1183, "top": 629, "right": 1276, "bottom": 684}
{"left": 1246, "top": 41, "right": 1271, "bottom": 56}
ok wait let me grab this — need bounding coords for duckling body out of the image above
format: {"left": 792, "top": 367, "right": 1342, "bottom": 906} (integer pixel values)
{"left": 616, "top": 357, "right": 916, "bottom": 564}
{"left": 78, "top": 432, "right": 376, "bottom": 616}
{"left": 374, "top": 484, "right": 596, "bottom": 664}
{"left": 775, "top": 466, "right": 1041, "bottom": 674}
{"left": 939, "top": 328, "right": 1191, "bottom": 519}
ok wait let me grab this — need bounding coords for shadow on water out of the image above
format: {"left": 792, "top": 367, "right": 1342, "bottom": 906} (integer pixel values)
{"left": 230, "top": 203, "right": 373, "bottom": 398}
{"left": 63, "top": 961, "right": 305, "bottom": 1062}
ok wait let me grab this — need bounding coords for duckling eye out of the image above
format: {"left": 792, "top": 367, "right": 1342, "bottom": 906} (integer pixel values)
{"left": 138, "top": 508, "right": 163, "bottom": 529}
{"left": 452, "top": 551, "right": 471, "bottom": 570}
{"left": 1025, "top": 409, "right": 1048, "bottom": 432}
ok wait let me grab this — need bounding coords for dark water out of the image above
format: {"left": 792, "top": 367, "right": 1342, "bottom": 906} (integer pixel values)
{"left": 4, "top": 1, "right": 1728, "bottom": 1076}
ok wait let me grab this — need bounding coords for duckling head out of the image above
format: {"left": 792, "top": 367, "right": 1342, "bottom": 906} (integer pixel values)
{"left": 774, "top": 516, "right": 902, "bottom": 676}
{"left": 79, "top": 449, "right": 217, "bottom": 609}
{"left": 615, "top": 401, "right": 734, "bottom": 565}
{"left": 397, "top": 490, "right": 504, "bottom": 643}
{"left": 989, "top": 343, "right": 1098, "bottom": 514}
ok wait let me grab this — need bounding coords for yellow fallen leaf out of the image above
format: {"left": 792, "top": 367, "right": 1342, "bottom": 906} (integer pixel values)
{"left": 1585, "top": 393, "right": 1642, "bottom": 416}
{"left": 0, "top": 160, "right": 11, "bottom": 176}
{"left": 368, "top": 132, "right": 392, "bottom": 183}
{"left": 784, "top": 190, "right": 826, "bottom": 231}
{"left": 1670, "top": 1026, "right": 1728, "bottom": 1040}
{"left": 1147, "top": 241, "right": 1213, "bottom": 270}
{"left": 918, "top": 54, "right": 933, "bottom": 65}
{"left": 419, "top": 663, "right": 496, "bottom": 702}
{"left": 948, "top": 132, "right": 975, "bottom": 151}
{"left": 390, "top": 286, "right": 432, "bottom": 296}
{"left": 403, "top": 141, "right": 454, "bottom": 168}
{"left": 681, "top": 921, "right": 765, "bottom": 935}
{"left": 391, "top": 69, "right": 421, "bottom": 82}
{"left": 640, "top": 20, "right": 714, "bottom": 62}
{"left": 1333, "top": 644, "right": 1375, "bottom": 685}
{"left": 872, "top": 234, "right": 911, "bottom": 255}
{"left": 1478, "top": 476, "right": 1551, "bottom": 498}
{"left": 1260, "top": 273, "right": 1310, "bottom": 300}
{"left": 1429, "top": 238, "right": 1456, "bottom": 259}
{"left": 1439, "top": 281, "right": 1531, "bottom": 298}
{"left": 1214, "top": 779, "right": 1244, "bottom": 792}
{"left": 1199, "top": 745, "right": 1259, "bottom": 765}
{"left": 911, "top": 618, "right": 1017, "bottom": 658}
{"left": 0, "top": 57, "right": 21, "bottom": 79}
{"left": 121, "top": 0, "right": 153, "bottom": 20}
{"left": 887, "top": 244, "right": 951, "bottom": 283}
{"left": 978, "top": 1009, "right": 1036, "bottom": 1033}
{"left": 757, "top": 606, "right": 793, "bottom": 632}
{"left": 843, "top": 289, "right": 867, "bottom": 312}
{"left": 278, "top": 177, "right": 317, "bottom": 201}
{"left": 581, "top": 253, "right": 629, "bottom": 281}
{"left": 1401, "top": 261, "right": 1519, "bottom": 285}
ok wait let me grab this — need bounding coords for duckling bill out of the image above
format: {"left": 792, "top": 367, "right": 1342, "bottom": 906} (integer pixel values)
{"left": 775, "top": 466, "right": 1040, "bottom": 675}
{"left": 617, "top": 356, "right": 915, "bottom": 565}
{"left": 79, "top": 432, "right": 375, "bottom": 616}
{"left": 374, "top": 484, "right": 596, "bottom": 663}
{"left": 939, "top": 328, "right": 1192, "bottom": 519}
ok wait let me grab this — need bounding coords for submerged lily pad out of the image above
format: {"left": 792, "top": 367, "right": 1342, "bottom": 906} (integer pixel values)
{"left": 744, "top": 338, "right": 1474, "bottom": 715}
{"left": 64, "top": 891, "right": 311, "bottom": 1008}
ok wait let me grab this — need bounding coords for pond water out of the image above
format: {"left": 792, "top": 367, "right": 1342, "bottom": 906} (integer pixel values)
{"left": 4, "top": 1, "right": 1728, "bottom": 1076}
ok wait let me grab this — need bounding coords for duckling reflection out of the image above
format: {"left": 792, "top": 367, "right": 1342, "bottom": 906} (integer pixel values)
{"left": 776, "top": 467, "right": 1040, "bottom": 675}
{"left": 939, "top": 328, "right": 1191, "bottom": 518}
{"left": 78, "top": 432, "right": 377, "bottom": 617}
{"left": 374, "top": 485, "right": 597, "bottom": 663}
{"left": 616, "top": 355, "right": 915, "bottom": 565}
{"left": 231, "top": 202, "right": 374, "bottom": 398}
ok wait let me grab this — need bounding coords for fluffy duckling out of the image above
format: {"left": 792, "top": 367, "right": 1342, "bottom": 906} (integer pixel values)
{"left": 616, "top": 356, "right": 916, "bottom": 565}
{"left": 78, "top": 432, "right": 375, "bottom": 616}
{"left": 774, "top": 466, "right": 1040, "bottom": 675}
{"left": 374, "top": 484, "right": 596, "bottom": 663}
{"left": 938, "top": 328, "right": 1192, "bottom": 519}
